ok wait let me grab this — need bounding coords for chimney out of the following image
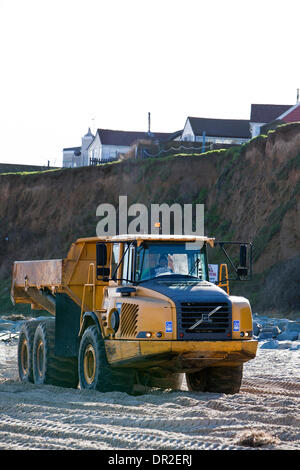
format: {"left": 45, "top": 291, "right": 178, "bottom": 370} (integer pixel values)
{"left": 148, "top": 112, "right": 151, "bottom": 134}
{"left": 297, "top": 88, "right": 299, "bottom": 103}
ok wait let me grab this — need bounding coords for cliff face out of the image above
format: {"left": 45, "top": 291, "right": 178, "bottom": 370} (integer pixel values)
{"left": 206, "top": 124, "right": 300, "bottom": 314}
{"left": 1, "top": 123, "right": 300, "bottom": 315}
{"left": 210, "top": 123, "right": 300, "bottom": 272}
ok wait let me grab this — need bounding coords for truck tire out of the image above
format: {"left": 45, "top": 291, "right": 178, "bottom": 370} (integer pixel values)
{"left": 151, "top": 373, "right": 183, "bottom": 390}
{"left": 78, "top": 325, "right": 135, "bottom": 394}
{"left": 205, "top": 365, "right": 243, "bottom": 394}
{"left": 32, "top": 319, "right": 78, "bottom": 388}
{"left": 186, "top": 368, "right": 208, "bottom": 392}
{"left": 17, "top": 320, "right": 40, "bottom": 383}
{"left": 138, "top": 371, "right": 183, "bottom": 390}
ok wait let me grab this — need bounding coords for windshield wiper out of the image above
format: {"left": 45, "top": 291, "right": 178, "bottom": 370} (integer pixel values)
{"left": 188, "top": 258, "right": 202, "bottom": 276}
{"left": 136, "top": 274, "right": 201, "bottom": 284}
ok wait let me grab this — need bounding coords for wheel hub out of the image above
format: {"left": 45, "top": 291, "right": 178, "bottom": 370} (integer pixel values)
{"left": 36, "top": 340, "right": 45, "bottom": 377}
{"left": 84, "top": 344, "right": 96, "bottom": 385}
{"left": 20, "top": 339, "right": 29, "bottom": 376}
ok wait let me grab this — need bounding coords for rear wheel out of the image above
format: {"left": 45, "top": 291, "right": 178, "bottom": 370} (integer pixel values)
{"left": 206, "top": 365, "right": 243, "bottom": 394}
{"left": 17, "top": 320, "right": 40, "bottom": 383}
{"left": 186, "top": 369, "right": 208, "bottom": 392}
{"left": 78, "top": 325, "right": 135, "bottom": 394}
{"left": 138, "top": 371, "right": 183, "bottom": 390}
{"left": 186, "top": 365, "right": 243, "bottom": 394}
{"left": 32, "top": 319, "right": 78, "bottom": 388}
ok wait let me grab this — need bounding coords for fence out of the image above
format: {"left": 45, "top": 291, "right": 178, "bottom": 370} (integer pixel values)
{"left": 89, "top": 156, "right": 119, "bottom": 166}
{"left": 137, "top": 141, "right": 236, "bottom": 159}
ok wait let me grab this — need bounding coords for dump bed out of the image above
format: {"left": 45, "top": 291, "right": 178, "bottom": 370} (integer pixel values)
{"left": 11, "top": 259, "right": 64, "bottom": 315}
{"left": 12, "top": 259, "right": 63, "bottom": 289}
{"left": 11, "top": 237, "right": 112, "bottom": 315}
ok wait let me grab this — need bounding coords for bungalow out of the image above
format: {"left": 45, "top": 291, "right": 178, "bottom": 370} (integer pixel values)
{"left": 181, "top": 116, "right": 251, "bottom": 145}
{"left": 88, "top": 129, "right": 175, "bottom": 162}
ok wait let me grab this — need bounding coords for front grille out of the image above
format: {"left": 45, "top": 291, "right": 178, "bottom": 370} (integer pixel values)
{"left": 179, "top": 301, "right": 231, "bottom": 338}
{"left": 120, "top": 303, "right": 139, "bottom": 338}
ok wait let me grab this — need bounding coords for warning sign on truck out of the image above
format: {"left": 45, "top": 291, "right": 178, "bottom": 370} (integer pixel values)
{"left": 208, "top": 264, "right": 218, "bottom": 284}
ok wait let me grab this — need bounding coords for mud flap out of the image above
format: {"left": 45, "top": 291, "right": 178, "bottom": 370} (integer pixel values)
{"left": 55, "top": 293, "right": 81, "bottom": 357}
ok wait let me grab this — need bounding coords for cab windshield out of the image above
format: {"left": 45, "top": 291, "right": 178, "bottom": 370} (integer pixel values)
{"left": 135, "top": 242, "right": 208, "bottom": 283}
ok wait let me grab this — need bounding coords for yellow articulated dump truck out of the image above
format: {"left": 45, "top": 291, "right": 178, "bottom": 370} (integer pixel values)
{"left": 11, "top": 235, "right": 257, "bottom": 394}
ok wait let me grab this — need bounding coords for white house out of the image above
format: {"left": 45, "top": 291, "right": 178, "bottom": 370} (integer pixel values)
{"left": 62, "top": 146, "right": 82, "bottom": 168}
{"left": 62, "top": 128, "right": 94, "bottom": 168}
{"left": 181, "top": 117, "right": 251, "bottom": 145}
{"left": 88, "top": 129, "right": 175, "bottom": 162}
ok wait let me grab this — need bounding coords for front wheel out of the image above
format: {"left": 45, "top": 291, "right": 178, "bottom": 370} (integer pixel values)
{"left": 78, "top": 325, "right": 135, "bottom": 394}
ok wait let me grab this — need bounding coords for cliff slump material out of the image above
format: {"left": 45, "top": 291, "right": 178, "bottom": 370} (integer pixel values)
{"left": 0, "top": 123, "right": 299, "bottom": 314}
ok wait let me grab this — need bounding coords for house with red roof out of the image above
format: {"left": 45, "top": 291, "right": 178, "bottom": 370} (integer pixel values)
{"left": 276, "top": 102, "right": 300, "bottom": 123}
{"left": 250, "top": 102, "right": 300, "bottom": 137}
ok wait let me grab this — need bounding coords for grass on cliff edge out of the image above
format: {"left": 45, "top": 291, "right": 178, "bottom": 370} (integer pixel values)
{"left": 0, "top": 168, "right": 63, "bottom": 176}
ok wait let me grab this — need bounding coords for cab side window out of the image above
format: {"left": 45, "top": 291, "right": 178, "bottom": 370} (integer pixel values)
{"left": 111, "top": 243, "right": 120, "bottom": 279}
{"left": 122, "top": 243, "right": 134, "bottom": 284}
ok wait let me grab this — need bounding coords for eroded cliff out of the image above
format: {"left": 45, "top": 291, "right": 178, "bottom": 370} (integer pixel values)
{"left": 0, "top": 123, "right": 299, "bottom": 315}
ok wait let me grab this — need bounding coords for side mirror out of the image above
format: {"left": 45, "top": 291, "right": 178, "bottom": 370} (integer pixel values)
{"left": 239, "top": 244, "right": 247, "bottom": 267}
{"left": 96, "top": 242, "right": 107, "bottom": 265}
{"left": 237, "top": 244, "right": 248, "bottom": 276}
{"left": 96, "top": 243, "right": 110, "bottom": 280}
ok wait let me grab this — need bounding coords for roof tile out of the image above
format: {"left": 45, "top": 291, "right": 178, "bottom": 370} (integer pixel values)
{"left": 250, "top": 104, "right": 292, "bottom": 123}
{"left": 97, "top": 129, "right": 174, "bottom": 146}
{"left": 188, "top": 117, "right": 250, "bottom": 139}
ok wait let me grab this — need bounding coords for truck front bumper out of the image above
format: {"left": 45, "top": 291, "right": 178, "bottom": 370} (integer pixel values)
{"left": 106, "top": 339, "right": 258, "bottom": 372}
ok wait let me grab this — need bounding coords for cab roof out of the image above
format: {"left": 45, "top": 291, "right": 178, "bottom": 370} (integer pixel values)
{"left": 76, "top": 234, "right": 215, "bottom": 246}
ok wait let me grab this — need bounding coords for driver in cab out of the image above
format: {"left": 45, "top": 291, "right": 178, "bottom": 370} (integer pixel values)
{"left": 155, "top": 255, "right": 173, "bottom": 276}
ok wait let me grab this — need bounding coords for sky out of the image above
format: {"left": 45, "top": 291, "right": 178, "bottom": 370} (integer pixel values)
{"left": 0, "top": 0, "right": 299, "bottom": 167}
